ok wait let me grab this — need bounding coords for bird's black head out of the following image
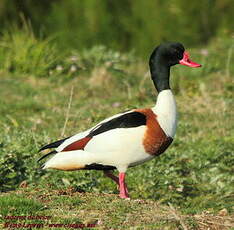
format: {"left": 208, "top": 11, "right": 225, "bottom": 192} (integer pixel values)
{"left": 150, "top": 42, "right": 201, "bottom": 68}
{"left": 149, "top": 42, "right": 201, "bottom": 92}
{"left": 150, "top": 42, "right": 184, "bottom": 67}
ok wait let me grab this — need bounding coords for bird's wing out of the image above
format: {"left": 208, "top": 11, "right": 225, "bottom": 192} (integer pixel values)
{"left": 39, "top": 110, "right": 146, "bottom": 153}
{"left": 60, "top": 110, "right": 146, "bottom": 151}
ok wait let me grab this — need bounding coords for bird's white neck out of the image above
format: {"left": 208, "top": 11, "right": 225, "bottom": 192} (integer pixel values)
{"left": 152, "top": 89, "right": 177, "bottom": 138}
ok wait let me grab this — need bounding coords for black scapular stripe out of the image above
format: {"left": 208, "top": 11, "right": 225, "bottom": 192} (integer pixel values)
{"left": 87, "top": 111, "right": 146, "bottom": 137}
{"left": 38, "top": 136, "right": 70, "bottom": 152}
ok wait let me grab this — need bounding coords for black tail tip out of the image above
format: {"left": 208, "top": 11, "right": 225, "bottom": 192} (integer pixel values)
{"left": 37, "top": 150, "right": 57, "bottom": 163}
{"left": 37, "top": 163, "right": 45, "bottom": 171}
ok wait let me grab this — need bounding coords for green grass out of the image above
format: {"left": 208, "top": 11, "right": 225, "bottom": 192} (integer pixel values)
{"left": 0, "top": 33, "right": 233, "bottom": 229}
{"left": 0, "top": 23, "right": 62, "bottom": 77}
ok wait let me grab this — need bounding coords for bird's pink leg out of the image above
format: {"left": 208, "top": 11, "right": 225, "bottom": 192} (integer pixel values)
{"left": 104, "top": 171, "right": 129, "bottom": 198}
{"left": 119, "top": 172, "right": 129, "bottom": 199}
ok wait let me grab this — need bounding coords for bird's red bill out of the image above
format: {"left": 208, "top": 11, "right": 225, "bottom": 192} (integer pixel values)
{"left": 179, "top": 51, "right": 202, "bottom": 67}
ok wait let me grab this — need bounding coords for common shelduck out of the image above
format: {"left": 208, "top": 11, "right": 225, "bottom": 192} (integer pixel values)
{"left": 38, "top": 42, "right": 201, "bottom": 198}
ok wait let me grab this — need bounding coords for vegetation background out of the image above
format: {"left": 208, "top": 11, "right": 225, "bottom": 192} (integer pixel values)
{"left": 0, "top": 0, "right": 233, "bottom": 56}
{"left": 0, "top": 0, "right": 233, "bottom": 229}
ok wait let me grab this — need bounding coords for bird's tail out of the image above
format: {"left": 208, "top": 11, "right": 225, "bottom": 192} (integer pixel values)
{"left": 38, "top": 136, "right": 70, "bottom": 152}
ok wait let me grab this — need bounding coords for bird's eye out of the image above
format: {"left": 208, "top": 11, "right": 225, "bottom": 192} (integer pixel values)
{"left": 171, "top": 48, "right": 180, "bottom": 57}
{"left": 174, "top": 50, "right": 183, "bottom": 59}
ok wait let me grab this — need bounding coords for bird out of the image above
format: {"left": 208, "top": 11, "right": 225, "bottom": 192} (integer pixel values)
{"left": 38, "top": 42, "right": 201, "bottom": 199}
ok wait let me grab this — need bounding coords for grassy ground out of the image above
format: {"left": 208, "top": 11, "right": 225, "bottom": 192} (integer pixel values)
{"left": 0, "top": 35, "right": 233, "bottom": 229}
{"left": 0, "top": 187, "right": 233, "bottom": 229}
